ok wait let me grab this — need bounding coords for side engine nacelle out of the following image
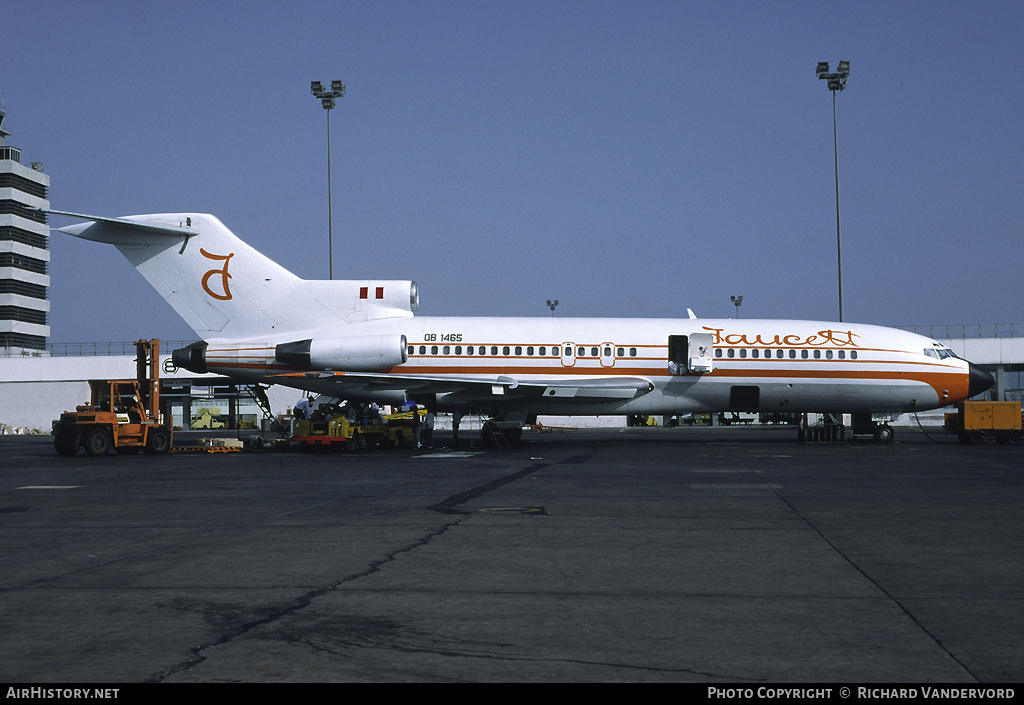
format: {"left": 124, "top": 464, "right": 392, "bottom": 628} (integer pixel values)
{"left": 275, "top": 334, "right": 408, "bottom": 371}
{"left": 172, "top": 334, "right": 408, "bottom": 375}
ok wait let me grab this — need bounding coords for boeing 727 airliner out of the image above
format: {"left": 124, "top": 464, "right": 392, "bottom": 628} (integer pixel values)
{"left": 50, "top": 211, "right": 994, "bottom": 441}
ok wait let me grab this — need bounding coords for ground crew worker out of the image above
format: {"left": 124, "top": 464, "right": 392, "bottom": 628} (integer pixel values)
{"left": 422, "top": 409, "right": 435, "bottom": 449}
{"left": 294, "top": 396, "right": 312, "bottom": 420}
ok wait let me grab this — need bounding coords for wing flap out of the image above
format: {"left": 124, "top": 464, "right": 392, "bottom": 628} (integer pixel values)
{"left": 271, "top": 371, "right": 654, "bottom": 403}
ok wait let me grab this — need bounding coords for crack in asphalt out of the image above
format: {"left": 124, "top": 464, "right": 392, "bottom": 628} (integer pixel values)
{"left": 152, "top": 517, "right": 467, "bottom": 682}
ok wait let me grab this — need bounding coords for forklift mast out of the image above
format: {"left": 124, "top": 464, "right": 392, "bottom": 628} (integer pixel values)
{"left": 135, "top": 339, "right": 160, "bottom": 422}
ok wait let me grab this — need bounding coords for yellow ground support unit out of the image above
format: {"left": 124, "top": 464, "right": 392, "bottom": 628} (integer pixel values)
{"left": 945, "top": 401, "right": 1022, "bottom": 445}
{"left": 292, "top": 408, "right": 423, "bottom": 450}
{"left": 292, "top": 415, "right": 358, "bottom": 449}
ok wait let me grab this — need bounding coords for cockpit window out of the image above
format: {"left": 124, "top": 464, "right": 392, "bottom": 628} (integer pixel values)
{"left": 926, "top": 346, "right": 960, "bottom": 360}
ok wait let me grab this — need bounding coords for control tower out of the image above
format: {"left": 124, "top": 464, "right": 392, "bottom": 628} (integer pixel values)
{"left": 0, "top": 107, "right": 50, "bottom": 356}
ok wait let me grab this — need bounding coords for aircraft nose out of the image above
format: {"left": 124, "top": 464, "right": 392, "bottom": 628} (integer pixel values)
{"left": 968, "top": 363, "right": 994, "bottom": 398}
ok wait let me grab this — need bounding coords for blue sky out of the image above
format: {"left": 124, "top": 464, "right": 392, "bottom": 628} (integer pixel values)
{"left": 2, "top": 0, "right": 1021, "bottom": 344}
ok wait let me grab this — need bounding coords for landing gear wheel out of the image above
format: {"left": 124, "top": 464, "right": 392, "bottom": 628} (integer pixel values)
{"left": 873, "top": 424, "right": 894, "bottom": 443}
{"left": 144, "top": 427, "right": 171, "bottom": 455}
{"left": 84, "top": 428, "right": 112, "bottom": 457}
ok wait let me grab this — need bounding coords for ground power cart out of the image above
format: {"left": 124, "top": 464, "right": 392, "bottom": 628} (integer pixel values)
{"left": 945, "top": 401, "right": 1022, "bottom": 445}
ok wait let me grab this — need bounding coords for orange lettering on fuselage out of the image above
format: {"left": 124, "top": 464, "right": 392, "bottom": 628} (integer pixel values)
{"left": 701, "top": 326, "right": 860, "bottom": 347}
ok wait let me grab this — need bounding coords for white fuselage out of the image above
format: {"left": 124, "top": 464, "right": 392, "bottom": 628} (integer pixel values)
{"left": 204, "top": 316, "right": 972, "bottom": 415}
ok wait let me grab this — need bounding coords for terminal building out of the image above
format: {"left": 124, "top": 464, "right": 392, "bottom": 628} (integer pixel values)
{"left": 0, "top": 107, "right": 50, "bottom": 357}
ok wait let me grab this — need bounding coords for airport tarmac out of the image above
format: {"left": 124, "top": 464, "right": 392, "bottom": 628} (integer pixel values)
{"left": 1, "top": 425, "right": 1021, "bottom": 683}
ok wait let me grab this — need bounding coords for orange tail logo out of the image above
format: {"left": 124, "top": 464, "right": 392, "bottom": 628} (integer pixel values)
{"left": 200, "top": 248, "right": 234, "bottom": 300}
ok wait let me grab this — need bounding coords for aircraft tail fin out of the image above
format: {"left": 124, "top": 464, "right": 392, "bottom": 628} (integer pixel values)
{"left": 55, "top": 212, "right": 417, "bottom": 340}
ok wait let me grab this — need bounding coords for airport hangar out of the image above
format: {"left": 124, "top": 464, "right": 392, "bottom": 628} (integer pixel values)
{"left": 0, "top": 332, "right": 1020, "bottom": 434}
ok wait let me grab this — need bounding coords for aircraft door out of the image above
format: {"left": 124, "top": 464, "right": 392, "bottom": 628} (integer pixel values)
{"left": 600, "top": 343, "right": 615, "bottom": 368}
{"left": 668, "top": 334, "right": 714, "bottom": 375}
{"left": 561, "top": 342, "right": 576, "bottom": 367}
{"left": 688, "top": 333, "right": 714, "bottom": 373}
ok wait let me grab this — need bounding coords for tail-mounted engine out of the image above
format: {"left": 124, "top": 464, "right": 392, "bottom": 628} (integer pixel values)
{"left": 275, "top": 334, "right": 408, "bottom": 371}
{"left": 172, "top": 334, "right": 408, "bottom": 375}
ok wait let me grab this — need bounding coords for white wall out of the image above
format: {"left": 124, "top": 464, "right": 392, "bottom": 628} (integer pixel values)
{"left": 0, "top": 355, "right": 294, "bottom": 431}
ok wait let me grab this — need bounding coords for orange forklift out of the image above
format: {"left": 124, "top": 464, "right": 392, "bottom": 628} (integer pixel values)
{"left": 53, "top": 339, "right": 171, "bottom": 457}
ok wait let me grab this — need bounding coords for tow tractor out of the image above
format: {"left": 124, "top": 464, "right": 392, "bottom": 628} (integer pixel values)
{"left": 292, "top": 404, "right": 425, "bottom": 450}
{"left": 52, "top": 339, "right": 171, "bottom": 457}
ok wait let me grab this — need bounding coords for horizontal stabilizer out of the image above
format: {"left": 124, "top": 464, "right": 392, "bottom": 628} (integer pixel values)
{"left": 46, "top": 210, "right": 199, "bottom": 243}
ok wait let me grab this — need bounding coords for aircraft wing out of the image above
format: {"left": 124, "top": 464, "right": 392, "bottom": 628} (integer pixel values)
{"left": 270, "top": 370, "right": 655, "bottom": 405}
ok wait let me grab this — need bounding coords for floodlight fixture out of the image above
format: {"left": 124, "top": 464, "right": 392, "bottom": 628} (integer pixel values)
{"left": 731, "top": 295, "right": 743, "bottom": 318}
{"left": 818, "top": 59, "right": 850, "bottom": 92}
